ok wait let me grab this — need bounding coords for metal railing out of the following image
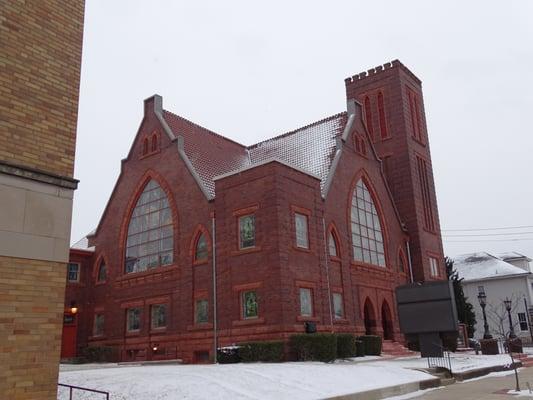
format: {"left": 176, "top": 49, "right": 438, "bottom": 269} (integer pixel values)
{"left": 58, "top": 383, "right": 109, "bottom": 400}
{"left": 427, "top": 350, "right": 452, "bottom": 374}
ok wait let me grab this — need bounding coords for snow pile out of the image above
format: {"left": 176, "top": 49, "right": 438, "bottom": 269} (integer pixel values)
{"left": 58, "top": 362, "right": 432, "bottom": 400}
{"left": 453, "top": 252, "right": 528, "bottom": 281}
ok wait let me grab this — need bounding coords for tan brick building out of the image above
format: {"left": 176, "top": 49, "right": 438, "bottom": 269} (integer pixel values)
{"left": 0, "top": 1, "right": 85, "bottom": 399}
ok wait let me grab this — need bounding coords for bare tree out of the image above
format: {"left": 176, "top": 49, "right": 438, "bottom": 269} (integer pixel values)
{"left": 486, "top": 293, "right": 525, "bottom": 339}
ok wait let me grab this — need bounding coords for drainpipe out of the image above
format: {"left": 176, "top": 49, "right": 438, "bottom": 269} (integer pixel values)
{"left": 406, "top": 240, "right": 414, "bottom": 283}
{"left": 212, "top": 215, "right": 218, "bottom": 363}
{"left": 322, "top": 218, "right": 334, "bottom": 332}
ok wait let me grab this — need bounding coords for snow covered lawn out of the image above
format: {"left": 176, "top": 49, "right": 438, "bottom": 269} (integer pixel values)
{"left": 58, "top": 362, "right": 432, "bottom": 400}
{"left": 57, "top": 353, "right": 514, "bottom": 400}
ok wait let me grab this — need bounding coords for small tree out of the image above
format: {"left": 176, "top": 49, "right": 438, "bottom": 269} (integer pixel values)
{"left": 486, "top": 293, "right": 524, "bottom": 339}
{"left": 446, "top": 257, "right": 477, "bottom": 337}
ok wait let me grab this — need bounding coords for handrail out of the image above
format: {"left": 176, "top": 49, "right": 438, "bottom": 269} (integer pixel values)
{"left": 58, "top": 383, "right": 109, "bottom": 400}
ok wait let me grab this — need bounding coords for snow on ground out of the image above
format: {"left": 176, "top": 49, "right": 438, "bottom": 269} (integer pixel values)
{"left": 508, "top": 389, "right": 533, "bottom": 397}
{"left": 57, "top": 353, "right": 514, "bottom": 400}
{"left": 58, "top": 362, "right": 432, "bottom": 400}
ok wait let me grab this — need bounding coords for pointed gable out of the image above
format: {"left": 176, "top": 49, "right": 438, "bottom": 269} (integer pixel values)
{"left": 162, "top": 109, "right": 348, "bottom": 197}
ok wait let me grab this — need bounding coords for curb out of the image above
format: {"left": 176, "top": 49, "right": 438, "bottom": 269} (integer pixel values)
{"left": 453, "top": 361, "right": 522, "bottom": 381}
{"left": 324, "top": 378, "right": 440, "bottom": 400}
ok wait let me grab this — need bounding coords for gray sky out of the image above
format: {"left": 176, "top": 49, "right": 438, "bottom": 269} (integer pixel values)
{"left": 72, "top": 0, "right": 533, "bottom": 259}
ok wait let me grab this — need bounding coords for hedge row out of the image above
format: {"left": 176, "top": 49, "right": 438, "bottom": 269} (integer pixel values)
{"left": 217, "top": 334, "right": 382, "bottom": 364}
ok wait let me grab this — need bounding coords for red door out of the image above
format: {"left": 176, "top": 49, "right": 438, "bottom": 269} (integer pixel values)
{"left": 61, "top": 314, "right": 77, "bottom": 358}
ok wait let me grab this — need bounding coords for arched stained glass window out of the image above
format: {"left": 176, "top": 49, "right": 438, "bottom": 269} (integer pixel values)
{"left": 328, "top": 231, "right": 338, "bottom": 257}
{"left": 195, "top": 232, "right": 208, "bottom": 262}
{"left": 125, "top": 180, "right": 173, "bottom": 273}
{"left": 351, "top": 179, "right": 386, "bottom": 267}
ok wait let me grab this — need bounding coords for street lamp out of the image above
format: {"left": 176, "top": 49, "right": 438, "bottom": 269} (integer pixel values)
{"left": 504, "top": 298, "right": 517, "bottom": 339}
{"left": 477, "top": 291, "right": 492, "bottom": 339}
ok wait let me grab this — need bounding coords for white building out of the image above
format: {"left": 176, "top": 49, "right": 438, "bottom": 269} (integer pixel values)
{"left": 454, "top": 252, "right": 533, "bottom": 342}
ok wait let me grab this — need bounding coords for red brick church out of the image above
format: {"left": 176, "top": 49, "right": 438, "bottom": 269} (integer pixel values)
{"left": 62, "top": 60, "right": 444, "bottom": 363}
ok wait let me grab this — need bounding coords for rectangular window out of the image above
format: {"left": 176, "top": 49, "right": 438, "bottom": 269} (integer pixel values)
{"left": 299, "top": 288, "right": 313, "bottom": 317}
{"left": 93, "top": 314, "right": 104, "bottom": 336}
{"left": 126, "top": 307, "right": 141, "bottom": 332}
{"left": 151, "top": 304, "right": 167, "bottom": 329}
{"left": 195, "top": 299, "right": 209, "bottom": 324}
{"left": 478, "top": 285, "right": 485, "bottom": 294}
{"left": 239, "top": 215, "right": 255, "bottom": 249}
{"left": 67, "top": 263, "right": 80, "bottom": 282}
{"left": 518, "top": 313, "right": 529, "bottom": 331}
{"left": 333, "top": 293, "right": 344, "bottom": 319}
{"left": 242, "top": 290, "right": 258, "bottom": 319}
{"left": 295, "top": 213, "right": 309, "bottom": 249}
{"left": 429, "top": 257, "right": 439, "bottom": 277}
{"left": 417, "top": 156, "right": 435, "bottom": 232}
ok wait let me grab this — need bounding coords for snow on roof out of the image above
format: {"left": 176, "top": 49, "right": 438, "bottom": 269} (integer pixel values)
{"left": 497, "top": 251, "right": 532, "bottom": 262}
{"left": 453, "top": 252, "right": 529, "bottom": 282}
{"left": 163, "top": 110, "right": 347, "bottom": 197}
{"left": 71, "top": 232, "right": 95, "bottom": 252}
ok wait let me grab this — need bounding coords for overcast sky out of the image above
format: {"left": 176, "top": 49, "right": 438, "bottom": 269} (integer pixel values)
{"left": 72, "top": 0, "right": 533, "bottom": 259}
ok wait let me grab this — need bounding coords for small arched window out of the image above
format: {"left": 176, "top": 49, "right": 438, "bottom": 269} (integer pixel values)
{"left": 151, "top": 134, "right": 158, "bottom": 152}
{"left": 377, "top": 92, "right": 388, "bottom": 139}
{"left": 398, "top": 249, "right": 407, "bottom": 273}
{"left": 364, "top": 96, "right": 374, "bottom": 139}
{"left": 97, "top": 261, "right": 107, "bottom": 282}
{"left": 328, "top": 230, "right": 338, "bottom": 257}
{"left": 125, "top": 179, "right": 174, "bottom": 273}
{"left": 195, "top": 232, "right": 208, "bottom": 262}
{"left": 142, "top": 138, "right": 149, "bottom": 155}
{"left": 350, "top": 179, "right": 385, "bottom": 267}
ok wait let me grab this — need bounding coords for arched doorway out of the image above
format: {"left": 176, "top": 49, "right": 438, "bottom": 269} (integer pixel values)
{"left": 363, "top": 298, "right": 376, "bottom": 335}
{"left": 381, "top": 301, "right": 394, "bottom": 340}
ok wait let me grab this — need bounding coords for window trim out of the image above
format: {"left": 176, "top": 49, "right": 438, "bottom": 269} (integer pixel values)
{"left": 327, "top": 224, "right": 341, "bottom": 261}
{"left": 299, "top": 287, "right": 314, "bottom": 317}
{"left": 518, "top": 312, "right": 529, "bottom": 331}
{"left": 195, "top": 298, "right": 209, "bottom": 325}
{"left": 294, "top": 212, "right": 309, "bottom": 249}
{"left": 67, "top": 262, "right": 80, "bottom": 283}
{"left": 126, "top": 307, "right": 141, "bottom": 333}
{"left": 191, "top": 226, "right": 210, "bottom": 265}
{"left": 291, "top": 205, "right": 311, "bottom": 252}
{"left": 233, "top": 205, "right": 259, "bottom": 252}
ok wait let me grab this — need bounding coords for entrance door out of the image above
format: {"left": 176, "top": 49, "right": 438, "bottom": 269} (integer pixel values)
{"left": 61, "top": 314, "right": 77, "bottom": 358}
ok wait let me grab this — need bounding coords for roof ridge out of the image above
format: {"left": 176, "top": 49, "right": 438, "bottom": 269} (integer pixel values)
{"left": 163, "top": 110, "right": 247, "bottom": 149}
{"left": 247, "top": 111, "right": 347, "bottom": 150}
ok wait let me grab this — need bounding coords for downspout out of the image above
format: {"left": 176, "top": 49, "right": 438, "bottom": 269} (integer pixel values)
{"left": 212, "top": 215, "right": 218, "bottom": 363}
{"left": 406, "top": 240, "right": 414, "bottom": 283}
{"left": 322, "top": 218, "right": 334, "bottom": 331}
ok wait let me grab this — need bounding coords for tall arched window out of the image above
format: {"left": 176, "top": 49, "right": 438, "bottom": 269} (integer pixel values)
{"left": 350, "top": 179, "right": 385, "bottom": 267}
{"left": 194, "top": 232, "right": 208, "bottom": 262}
{"left": 364, "top": 96, "right": 374, "bottom": 139}
{"left": 142, "top": 138, "right": 149, "bottom": 155}
{"left": 398, "top": 249, "right": 407, "bottom": 273}
{"left": 125, "top": 179, "right": 173, "bottom": 273}
{"left": 151, "top": 134, "right": 158, "bottom": 152}
{"left": 328, "top": 230, "right": 339, "bottom": 258}
{"left": 97, "top": 260, "right": 107, "bottom": 282}
{"left": 377, "top": 92, "right": 388, "bottom": 139}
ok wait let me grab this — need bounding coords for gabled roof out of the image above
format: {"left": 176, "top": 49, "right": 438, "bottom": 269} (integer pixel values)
{"left": 71, "top": 232, "right": 95, "bottom": 252}
{"left": 497, "top": 251, "right": 532, "bottom": 262}
{"left": 163, "top": 110, "right": 347, "bottom": 197}
{"left": 454, "top": 252, "right": 529, "bottom": 282}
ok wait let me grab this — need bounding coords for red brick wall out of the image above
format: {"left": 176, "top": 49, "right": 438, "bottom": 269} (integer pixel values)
{"left": 345, "top": 60, "right": 444, "bottom": 282}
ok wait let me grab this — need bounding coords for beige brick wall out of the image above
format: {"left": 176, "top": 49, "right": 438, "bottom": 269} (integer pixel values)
{"left": 0, "top": 256, "right": 67, "bottom": 400}
{"left": 0, "top": 0, "right": 85, "bottom": 178}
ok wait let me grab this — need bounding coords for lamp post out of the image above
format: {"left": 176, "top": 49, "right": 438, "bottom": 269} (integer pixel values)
{"left": 477, "top": 291, "right": 492, "bottom": 339}
{"left": 504, "top": 298, "right": 517, "bottom": 339}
